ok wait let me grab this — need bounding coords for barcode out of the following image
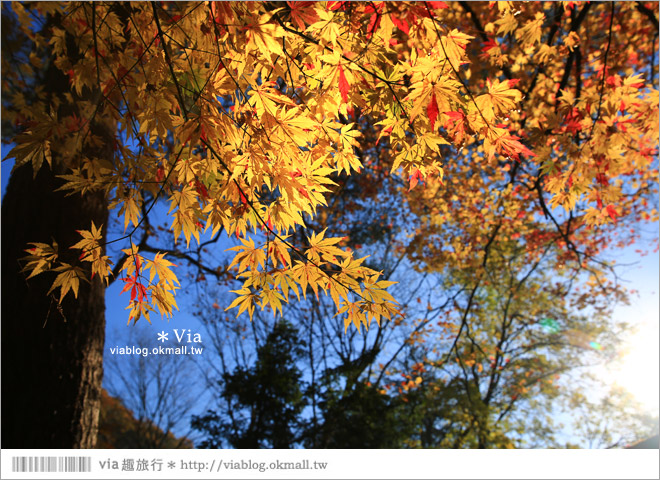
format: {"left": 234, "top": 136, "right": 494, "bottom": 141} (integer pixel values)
{"left": 11, "top": 456, "right": 92, "bottom": 473}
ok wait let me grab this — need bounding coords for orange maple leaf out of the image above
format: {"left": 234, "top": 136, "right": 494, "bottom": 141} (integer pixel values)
{"left": 495, "top": 133, "right": 535, "bottom": 161}
{"left": 445, "top": 110, "right": 466, "bottom": 144}
{"left": 409, "top": 168, "right": 424, "bottom": 191}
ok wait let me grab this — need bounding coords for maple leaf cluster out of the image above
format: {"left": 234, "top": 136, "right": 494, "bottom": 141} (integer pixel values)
{"left": 5, "top": 1, "right": 657, "bottom": 334}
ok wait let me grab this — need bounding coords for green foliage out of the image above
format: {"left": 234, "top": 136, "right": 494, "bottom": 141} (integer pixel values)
{"left": 192, "top": 321, "right": 307, "bottom": 448}
{"left": 563, "top": 385, "right": 659, "bottom": 449}
{"left": 307, "top": 379, "right": 407, "bottom": 448}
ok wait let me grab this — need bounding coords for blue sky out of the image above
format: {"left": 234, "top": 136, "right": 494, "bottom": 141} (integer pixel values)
{"left": 2, "top": 144, "right": 658, "bottom": 442}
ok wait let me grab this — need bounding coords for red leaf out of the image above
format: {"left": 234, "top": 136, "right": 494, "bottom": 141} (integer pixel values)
{"left": 195, "top": 180, "right": 209, "bottom": 200}
{"left": 606, "top": 204, "right": 618, "bottom": 222}
{"left": 445, "top": 110, "right": 464, "bottom": 122}
{"left": 427, "top": 1, "right": 448, "bottom": 9}
{"left": 606, "top": 75, "right": 620, "bottom": 88}
{"left": 444, "top": 110, "right": 466, "bottom": 143}
{"left": 496, "top": 133, "right": 535, "bottom": 161}
{"left": 210, "top": 2, "right": 234, "bottom": 25}
{"left": 137, "top": 283, "right": 148, "bottom": 302}
{"left": 365, "top": 2, "right": 383, "bottom": 38}
{"left": 563, "top": 107, "right": 583, "bottom": 135}
{"left": 338, "top": 64, "right": 350, "bottom": 103}
{"left": 409, "top": 169, "right": 424, "bottom": 191}
{"left": 482, "top": 38, "right": 498, "bottom": 52}
{"left": 479, "top": 38, "right": 498, "bottom": 59}
{"left": 595, "top": 173, "right": 609, "bottom": 186}
{"left": 239, "top": 189, "right": 248, "bottom": 205}
{"left": 366, "top": 13, "right": 381, "bottom": 38}
{"left": 391, "top": 15, "right": 410, "bottom": 35}
{"left": 427, "top": 91, "right": 439, "bottom": 131}
{"left": 287, "top": 1, "right": 319, "bottom": 30}
{"left": 121, "top": 274, "right": 139, "bottom": 301}
{"left": 640, "top": 146, "right": 656, "bottom": 158}
{"left": 376, "top": 126, "right": 393, "bottom": 145}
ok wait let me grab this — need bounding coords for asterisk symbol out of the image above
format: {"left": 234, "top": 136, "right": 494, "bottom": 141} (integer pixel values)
{"left": 157, "top": 331, "right": 168, "bottom": 343}
{"left": 167, "top": 461, "right": 176, "bottom": 469}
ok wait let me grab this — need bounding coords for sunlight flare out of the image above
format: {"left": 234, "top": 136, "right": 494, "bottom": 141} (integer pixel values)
{"left": 611, "top": 321, "right": 660, "bottom": 413}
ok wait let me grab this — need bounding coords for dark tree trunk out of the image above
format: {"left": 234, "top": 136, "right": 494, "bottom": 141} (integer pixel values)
{"left": 1, "top": 160, "right": 108, "bottom": 448}
{"left": 0, "top": 4, "right": 122, "bottom": 448}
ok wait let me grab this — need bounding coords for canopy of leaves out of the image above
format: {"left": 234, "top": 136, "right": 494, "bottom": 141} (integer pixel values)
{"left": 3, "top": 0, "right": 659, "bottom": 449}
{"left": 4, "top": 1, "right": 657, "bottom": 331}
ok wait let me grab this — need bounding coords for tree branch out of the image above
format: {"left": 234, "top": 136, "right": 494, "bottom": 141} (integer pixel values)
{"left": 458, "top": 1, "right": 513, "bottom": 79}
{"left": 636, "top": 1, "right": 659, "bottom": 33}
{"left": 554, "top": 2, "right": 593, "bottom": 105}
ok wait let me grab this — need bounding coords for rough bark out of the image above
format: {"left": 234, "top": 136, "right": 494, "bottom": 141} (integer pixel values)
{"left": 1, "top": 160, "right": 108, "bottom": 448}
{"left": 0, "top": 4, "right": 123, "bottom": 448}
